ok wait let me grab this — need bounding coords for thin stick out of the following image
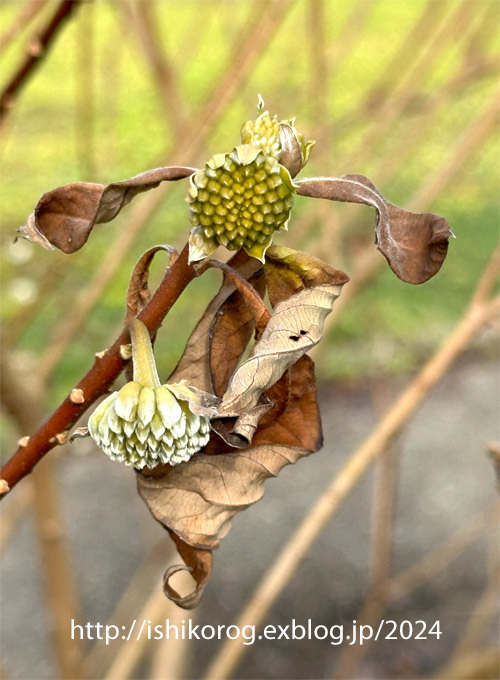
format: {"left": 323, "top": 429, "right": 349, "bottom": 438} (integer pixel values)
{"left": 448, "top": 566, "right": 500, "bottom": 658}
{"left": 202, "top": 265, "right": 500, "bottom": 680}
{"left": 408, "top": 87, "right": 500, "bottom": 211}
{"left": 84, "top": 541, "right": 172, "bottom": 678}
{"left": 0, "top": 0, "right": 80, "bottom": 123}
{"left": 75, "top": 0, "right": 95, "bottom": 180}
{"left": 0, "top": 481, "right": 32, "bottom": 549}
{"left": 387, "top": 503, "right": 499, "bottom": 603}
{"left": 149, "top": 603, "right": 195, "bottom": 680}
{"left": 331, "top": 0, "right": 449, "bottom": 134}
{"left": 31, "top": 456, "right": 84, "bottom": 679}
{"left": 332, "top": 381, "right": 401, "bottom": 679}
{"left": 432, "top": 647, "right": 499, "bottom": 680}
{"left": 119, "top": 0, "right": 187, "bottom": 138}
{"left": 0, "top": 0, "right": 47, "bottom": 53}
{"left": 344, "top": 0, "right": 476, "bottom": 169}
{"left": 102, "top": 570, "right": 195, "bottom": 680}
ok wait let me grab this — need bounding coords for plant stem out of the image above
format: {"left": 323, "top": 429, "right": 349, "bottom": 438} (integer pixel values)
{"left": 0, "top": 0, "right": 80, "bottom": 123}
{"left": 0, "top": 243, "right": 197, "bottom": 497}
{"left": 130, "top": 318, "right": 161, "bottom": 388}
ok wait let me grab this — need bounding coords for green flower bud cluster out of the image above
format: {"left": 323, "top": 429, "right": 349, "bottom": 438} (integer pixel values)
{"left": 88, "top": 381, "right": 211, "bottom": 469}
{"left": 241, "top": 110, "right": 281, "bottom": 159}
{"left": 88, "top": 319, "right": 211, "bottom": 469}
{"left": 187, "top": 145, "right": 294, "bottom": 262}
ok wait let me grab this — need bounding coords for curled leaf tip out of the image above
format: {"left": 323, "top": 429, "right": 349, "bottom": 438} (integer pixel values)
{"left": 19, "top": 167, "right": 197, "bottom": 253}
{"left": 296, "top": 175, "right": 452, "bottom": 284}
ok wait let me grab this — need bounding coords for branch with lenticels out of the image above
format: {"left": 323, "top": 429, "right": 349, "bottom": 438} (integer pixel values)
{"left": 0, "top": 243, "right": 197, "bottom": 496}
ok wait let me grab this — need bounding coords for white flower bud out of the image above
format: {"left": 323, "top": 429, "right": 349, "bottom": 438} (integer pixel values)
{"left": 88, "top": 320, "right": 211, "bottom": 469}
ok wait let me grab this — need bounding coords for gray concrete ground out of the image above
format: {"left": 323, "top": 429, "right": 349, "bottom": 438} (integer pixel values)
{"left": 1, "top": 357, "right": 499, "bottom": 679}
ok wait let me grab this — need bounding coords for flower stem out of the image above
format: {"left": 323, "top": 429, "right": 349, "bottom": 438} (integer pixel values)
{"left": 129, "top": 318, "right": 161, "bottom": 388}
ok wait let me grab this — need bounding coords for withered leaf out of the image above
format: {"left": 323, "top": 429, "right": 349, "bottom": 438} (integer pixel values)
{"left": 295, "top": 175, "right": 452, "bottom": 284}
{"left": 218, "top": 282, "right": 345, "bottom": 416}
{"left": 209, "top": 267, "right": 267, "bottom": 398}
{"left": 126, "top": 244, "right": 178, "bottom": 319}
{"left": 163, "top": 531, "right": 213, "bottom": 609}
{"left": 138, "top": 247, "right": 345, "bottom": 609}
{"left": 138, "top": 443, "right": 313, "bottom": 608}
{"left": 168, "top": 251, "right": 261, "bottom": 390}
{"left": 265, "top": 244, "right": 350, "bottom": 305}
{"left": 18, "top": 166, "right": 197, "bottom": 253}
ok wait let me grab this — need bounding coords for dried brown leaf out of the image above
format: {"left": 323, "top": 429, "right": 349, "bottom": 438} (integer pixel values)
{"left": 296, "top": 175, "right": 452, "bottom": 284}
{"left": 265, "top": 244, "right": 350, "bottom": 305}
{"left": 17, "top": 166, "right": 197, "bottom": 253}
{"left": 168, "top": 251, "right": 261, "bottom": 390}
{"left": 138, "top": 248, "right": 347, "bottom": 608}
{"left": 138, "top": 441, "right": 311, "bottom": 608}
{"left": 126, "top": 244, "right": 178, "bottom": 319}
{"left": 218, "top": 282, "right": 345, "bottom": 416}
{"left": 209, "top": 268, "right": 267, "bottom": 398}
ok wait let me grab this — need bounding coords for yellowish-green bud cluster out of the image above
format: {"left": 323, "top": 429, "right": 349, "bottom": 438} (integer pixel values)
{"left": 187, "top": 145, "right": 294, "bottom": 262}
{"left": 241, "top": 111, "right": 281, "bottom": 159}
{"left": 88, "top": 382, "right": 211, "bottom": 469}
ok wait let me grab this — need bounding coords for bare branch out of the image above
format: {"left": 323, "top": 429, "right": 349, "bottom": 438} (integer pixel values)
{"left": 0, "top": 0, "right": 80, "bottom": 123}
{"left": 0, "top": 243, "right": 198, "bottom": 496}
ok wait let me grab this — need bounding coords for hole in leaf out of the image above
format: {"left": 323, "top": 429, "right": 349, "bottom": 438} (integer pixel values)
{"left": 299, "top": 329, "right": 307, "bottom": 335}
{"left": 289, "top": 335, "right": 299, "bottom": 341}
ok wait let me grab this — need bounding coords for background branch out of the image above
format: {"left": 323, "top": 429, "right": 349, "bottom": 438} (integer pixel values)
{"left": 0, "top": 0, "right": 80, "bottom": 123}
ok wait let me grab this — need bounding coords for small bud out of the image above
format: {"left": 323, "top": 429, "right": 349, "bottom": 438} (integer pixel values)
{"left": 69, "top": 388, "right": 85, "bottom": 404}
{"left": 120, "top": 343, "right": 132, "bottom": 360}
{"left": 0, "top": 479, "right": 10, "bottom": 495}
{"left": 55, "top": 432, "right": 69, "bottom": 445}
{"left": 18, "top": 436, "right": 30, "bottom": 447}
{"left": 88, "top": 320, "right": 212, "bottom": 469}
{"left": 241, "top": 104, "right": 315, "bottom": 174}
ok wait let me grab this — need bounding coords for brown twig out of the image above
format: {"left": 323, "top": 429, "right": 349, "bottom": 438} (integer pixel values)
{"left": 83, "top": 541, "right": 172, "bottom": 678}
{"left": 0, "top": 243, "right": 198, "bottom": 496}
{"left": 332, "top": 380, "right": 401, "bottom": 679}
{"left": 119, "top": 0, "right": 188, "bottom": 138}
{"left": 202, "top": 254, "right": 500, "bottom": 680}
{"left": 0, "top": 0, "right": 47, "bottom": 53}
{"left": 387, "top": 502, "right": 498, "bottom": 603}
{"left": 0, "top": 0, "right": 80, "bottom": 123}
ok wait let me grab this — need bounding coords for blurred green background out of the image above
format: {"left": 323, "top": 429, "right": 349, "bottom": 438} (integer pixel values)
{"left": 1, "top": 0, "right": 498, "bottom": 410}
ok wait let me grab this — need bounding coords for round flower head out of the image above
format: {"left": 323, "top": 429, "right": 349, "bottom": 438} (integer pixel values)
{"left": 187, "top": 144, "right": 295, "bottom": 263}
{"left": 88, "top": 319, "right": 211, "bottom": 469}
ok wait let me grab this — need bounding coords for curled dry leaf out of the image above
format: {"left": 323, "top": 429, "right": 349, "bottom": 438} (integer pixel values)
{"left": 296, "top": 175, "right": 452, "bottom": 284}
{"left": 218, "top": 283, "right": 345, "bottom": 415}
{"left": 17, "top": 166, "right": 196, "bottom": 253}
{"left": 137, "top": 247, "right": 348, "bottom": 608}
{"left": 126, "top": 244, "right": 178, "bottom": 319}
